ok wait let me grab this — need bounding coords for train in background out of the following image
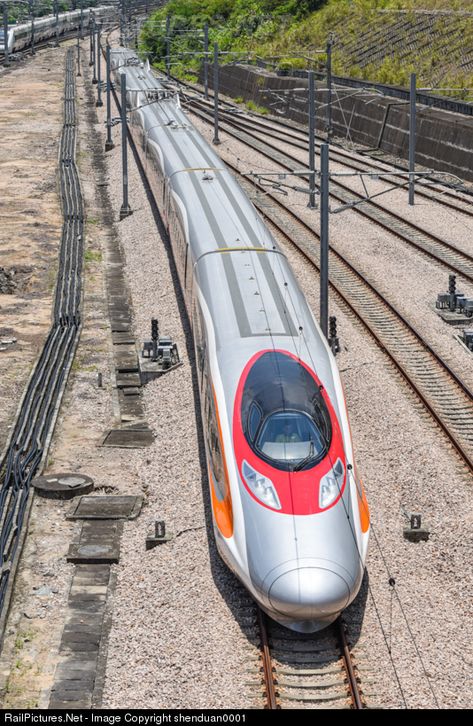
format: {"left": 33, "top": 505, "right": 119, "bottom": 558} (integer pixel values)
{"left": 0, "top": 5, "right": 115, "bottom": 55}
{"left": 111, "top": 48, "right": 370, "bottom": 633}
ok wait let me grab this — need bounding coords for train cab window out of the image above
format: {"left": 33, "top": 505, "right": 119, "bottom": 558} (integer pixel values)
{"left": 241, "top": 351, "right": 332, "bottom": 472}
{"left": 255, "top": 410, "right": 325, "bottom": 467}
{"left": 247, "top": 402, "right": 262, "bottom": 442}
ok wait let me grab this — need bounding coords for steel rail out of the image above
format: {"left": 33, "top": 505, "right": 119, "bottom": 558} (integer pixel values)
{"left": 256, "top": 608, "right": 279, "bottom": 709}
{"left": 257, "top": 608, "right": 364, "bottom": 709}
{"left": 337, "top": 618, "right": 364, "bottom": 709}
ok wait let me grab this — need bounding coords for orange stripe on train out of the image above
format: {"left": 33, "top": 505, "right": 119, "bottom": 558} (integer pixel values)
{"left": 209, "top": 384, "right": 233, "bottom": 538}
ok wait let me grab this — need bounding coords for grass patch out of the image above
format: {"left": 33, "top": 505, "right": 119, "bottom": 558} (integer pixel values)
{"left": 14, "top": 629, "right": 35, "bottom": 653}
{"left": 84, "top": 249, "right": 102, "bottom": 263}
{"left": 245, "top": 100, "right": 268, "bottom": 115}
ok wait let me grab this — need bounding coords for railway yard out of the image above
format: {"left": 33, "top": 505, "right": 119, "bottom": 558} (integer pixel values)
{"left": 1, "top": 3, "right": 473, "bottom": 714}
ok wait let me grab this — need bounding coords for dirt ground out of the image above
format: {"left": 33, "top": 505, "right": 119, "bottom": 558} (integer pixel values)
{"left": 0, "top": 50, "right": 66, "bottom": 454}
{"left": 0, "top": 41, "right": 140, "bottom": 708}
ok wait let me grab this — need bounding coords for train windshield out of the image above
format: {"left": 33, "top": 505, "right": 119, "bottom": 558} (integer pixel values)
{"left": 242, "top": 351, "right": 332, "bottom": 471}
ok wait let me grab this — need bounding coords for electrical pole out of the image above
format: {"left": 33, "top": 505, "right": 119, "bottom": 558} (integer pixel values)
{"left": 53, "top": 0, "right": 59, "bottom": 47}
{"left": 408, "top": 72, "right": 416, "bottom": 206}
{"left": 89, "top": 13, "right": 94, "bottom": 65}
{"left": 29, "top": 0, "right": 35, "bottom": 55}
{"left": 203, "top": 21, "right": 209, "bottom": 100}
{"left": 308, "top": 70, "right": 316, "bottom": 209}
{"left": 120, "top": 73, "right": 132, "bottom": 219}
{"left": 326, "top": 35, "right": 333, "bottom": 142}
{"left": 96, "top": 23, "right": 102, "bottom": 106}
{"left": 76, "top": 27, "right": 81, "bottom": 77}
{"left": 92, "top": 18, "right": 97, "bottom": 84}
{"left": 165, "top": 14, "right": 170, "bottom": 79}
{"left": 79, "top": 1, "right": 83, "bottom": 40}
{"left": 2, "top": 5, "right": 9, "bottom": 67}
{"left": 319, "top": 144, "right": 329, "bottom": 339}
{"left": 105, "top": 44, "right": 114, "bottom": 151}
{"left": 212, "top": 42, "right": 220, "bottom": 145}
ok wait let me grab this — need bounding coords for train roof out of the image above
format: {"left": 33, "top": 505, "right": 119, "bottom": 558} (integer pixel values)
{"left": 114, "top": 51, "right": 280, "bottom": 261}
{"left": 112, "top": 50, "right": 341, "bottom": 411}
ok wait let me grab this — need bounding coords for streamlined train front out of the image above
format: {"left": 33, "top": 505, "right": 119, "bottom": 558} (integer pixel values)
{"left": 227, "top": 347, "right": 370, "bottom": 631}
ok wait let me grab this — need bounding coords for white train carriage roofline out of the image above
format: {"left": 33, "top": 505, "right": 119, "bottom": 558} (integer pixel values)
{"left": 1, "top": 5, "right": 116, "bottom": 54}
{"left": 112, "top": 49, "right": 370, "bottom": 632}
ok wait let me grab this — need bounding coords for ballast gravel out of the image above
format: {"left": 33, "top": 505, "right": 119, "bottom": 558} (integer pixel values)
{"left": 80, "top": 70, "right": 472, "bottom": 709}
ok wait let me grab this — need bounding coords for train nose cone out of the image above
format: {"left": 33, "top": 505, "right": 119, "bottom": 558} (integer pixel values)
{"left": 268, "top": 567, "right": 350, "bottom": 620}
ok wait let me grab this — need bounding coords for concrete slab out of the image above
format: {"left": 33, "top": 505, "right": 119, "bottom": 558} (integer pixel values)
{"left": 436, "top": 308, "right": 473, "bottom": 326}
{"left": 101, "top": 427, "right": 154, "bottom": 448}
{"left": 115, "top": 372, "right": 142, "bottom": 388}
{"left": 112, "top": 331, "right": 135, "bottom": 345}
{"left": 67, "top": 495, "right": 143, "bottom": 520}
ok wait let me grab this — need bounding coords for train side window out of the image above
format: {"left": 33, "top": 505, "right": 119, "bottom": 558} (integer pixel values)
{"left": 193, "top": 303, "right": 206, "bottom": 386}
{"left": 248, "top": 402, "right": 262, "bottom": 442}
{"left": 204, "top": 380, "right": 224, "bottom": 489}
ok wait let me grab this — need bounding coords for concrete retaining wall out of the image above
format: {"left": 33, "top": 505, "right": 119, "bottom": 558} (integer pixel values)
{"left": 201, "top": 64, "right": 473, "bottom": 183}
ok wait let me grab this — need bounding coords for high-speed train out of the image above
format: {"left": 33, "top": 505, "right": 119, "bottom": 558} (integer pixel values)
{"left": 0, "top": 5, "right": 115, "bottom": 55}
{"left": 111, "top": 49, "right": 370, "bottom": 632}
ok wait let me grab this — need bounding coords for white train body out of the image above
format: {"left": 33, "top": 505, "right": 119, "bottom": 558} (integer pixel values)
{"left": 112, "top": 49, "right": 370, "bottom": 632}
{"left": 0, "top": 6, "right": 115, "bottom": 55}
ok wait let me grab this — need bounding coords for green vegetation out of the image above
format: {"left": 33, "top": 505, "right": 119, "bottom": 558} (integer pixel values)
{"left": 14, "top": 629, "right": 35, "bottom": 653}
{"left": 140, "top": 1, "right": 327, "bottom": 77}
{"left": 7, "top": 2, "right": 100, "bottom": 24}
{"left": 140, "top": 0, "right": 473, "bottom": 99}
{"left": 245, "top": 100, "right": 268, "bottom": 114}
{"left": 84, "top": 249, "right": 102, "bottom": 263}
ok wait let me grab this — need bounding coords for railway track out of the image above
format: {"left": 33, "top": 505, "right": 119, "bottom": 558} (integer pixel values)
{"left": 0, "top": 27, "right": 87, "bottom": 67}
{"left": 0, "top": 49, "right": 83, "bottom": 622}
{"left": 185, "top": 98, "right": 473, "bottom": 286}
{"left": 214, "top": 157, "right": 473, "bottom": 473}
{"left": 211, "top": 106, "right": 473, "bottom": 219}
{"left": 257, "top": 609, "right": 364, "bottom": 709}
{"left": 175, "top": 75, "right": 473, "bottom": 209}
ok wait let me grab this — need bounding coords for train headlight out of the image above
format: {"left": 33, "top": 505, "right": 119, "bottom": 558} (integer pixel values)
{"left": 319, "top": 458, "right": 345, "bottom": 509}
{"left": 242, "top": 460, "right": 281, "bottom": 510}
